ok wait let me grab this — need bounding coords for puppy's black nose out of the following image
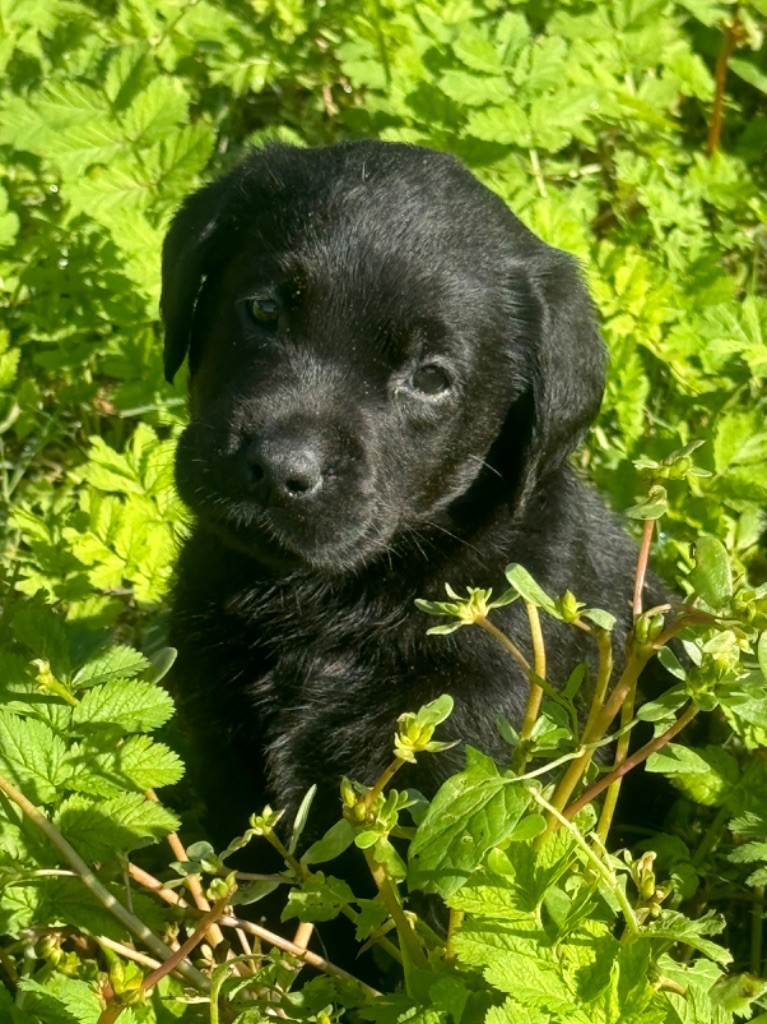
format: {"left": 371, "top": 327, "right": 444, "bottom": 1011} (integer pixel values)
{"left": 246, "top": 440, "right": 325, "bottom": 501}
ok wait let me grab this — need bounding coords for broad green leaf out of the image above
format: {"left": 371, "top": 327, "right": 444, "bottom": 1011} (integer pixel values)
{"left": 409, "top": 751, "right": 530, "bottom": 896}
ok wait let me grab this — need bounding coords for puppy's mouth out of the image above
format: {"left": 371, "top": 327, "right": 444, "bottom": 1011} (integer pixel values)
{"left": 188, "top": 490, "right": 398, "bottom": 572}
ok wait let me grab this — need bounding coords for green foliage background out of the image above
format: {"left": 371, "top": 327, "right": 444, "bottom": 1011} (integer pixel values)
{"left": 1, "top": 0, "right": 766, "bottom": 1021}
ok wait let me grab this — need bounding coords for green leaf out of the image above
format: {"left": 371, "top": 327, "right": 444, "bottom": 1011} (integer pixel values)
{"left": 302, "top": 819, "right": 356, "bottom": 866}
{"left": 18, "top": 976, "right": 102, "bottom": 1024}
{"left": 582, "top": 608, "right": 616, "bottom": 631}
{"left": 504, "top": 564, "right": 560, "bottom": 617}
{"left": 409, "top": 751, "right": 530, "bottom": 897}
{"left": 72, "top": 646, "right": 150, "bottom": 689}
{"left": 729, "top": 57, "right": 767, "bottom": 95}
{"left": 54, "top": 792, "right": 179, "bottom": 861}
{"left": 645, "top": 743, "right": 739, "bottom": 806}
{"left": 758, "top": 632, "right": 767, "bottom": 683}
{"left": 624, "top": 485, "right": 668, "bottom": 520}
{"left": 645, "top": 909, "right": 731, "bottom": 965}
{"left": 689, "top": 535, "right": 733, "bottom": 608}
{"left": 67, "top": 734, "right": 184, "bottom": 796}
{"left": 281, "top": 873, "right": 355, "bottom": 923}
{"left": 714, "top": 411, "right": 767, "bottom": 473}
{"left": 289, "top": 784, "right": 317, "bottom": 855}
{"left": 0, "top": 712, "right": 70, "bottom": 805}
{"left": 72, "top": 679, "right": 175, "bottom": 734}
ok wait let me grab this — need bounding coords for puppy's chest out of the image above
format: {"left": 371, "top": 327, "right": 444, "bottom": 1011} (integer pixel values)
{"left": 249, "top": 633, "right": 403, "bottom": 807}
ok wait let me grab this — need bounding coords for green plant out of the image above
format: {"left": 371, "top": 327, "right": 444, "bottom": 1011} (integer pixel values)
{"left": 0, "top": 445, "right": 766, "bottom": 1022}
{"left": 1, "top": 0, "right": 766, "bottom": 1020}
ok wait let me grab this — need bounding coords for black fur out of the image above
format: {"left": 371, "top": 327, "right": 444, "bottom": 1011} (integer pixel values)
{"left": 162, "top": 141, "right": 657, "bottom": 845}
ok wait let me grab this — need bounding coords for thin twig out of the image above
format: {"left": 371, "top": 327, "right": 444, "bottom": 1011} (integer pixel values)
{"left": 531, "top": 789, "right": 639, "bottom": 934}
{"left": 596, "top": 678, "right": 636, "bottom": 845}
{"left": 0, "top": 773, "right": 208, "bottom": 992}
{"left": 127, "top": 862, "right": 381, "bottom": 998}
{"left": 293, "top": 922, "right": 314, "bottom": 951}
{"left": 221, "top": 915, "right": 381, "bottom": 999}
{"left": 475, "top": 616, "right": 533, "bottom": 676}
{"left": 96, "top": 937, "right": 161, "bottom": 971}
{"left": 633, "top": 518, "right": 655, "bottom": 617}
{"left": 707, "top": 12, "right": 741, "bottom": 155}
{"left": 141, "top": 892, "right": 231, "bottom": 993}
{"left": 545, "top": 649, "right": 651, "bottom": 820}
{"left": 147, "top": 789, "right": 228, "bottom": 951}
{"left": 530, "top": 148, "right": 548, "bottom": 197}
{"left": 564, "top": 703, "right": 699, "bottom": 819}
{"left": 751, "top": 886, "right": 764, "bottom": 976}
{"left": 364, "top": 757, "right": 405, "bottom": 813}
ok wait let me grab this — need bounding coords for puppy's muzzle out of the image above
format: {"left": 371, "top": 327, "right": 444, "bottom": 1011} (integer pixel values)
{"left": 245, "top": 435, "right": 332, "bottom": 506}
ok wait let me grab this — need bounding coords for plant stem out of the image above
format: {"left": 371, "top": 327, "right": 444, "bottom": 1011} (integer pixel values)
{"left": 596, "top": 679, "right": 637, "bottom": 844}
{"left": 129, "top": 862, "right": 383, "bottom": 997}
{"left": 364, "top": 757, "right": 406, "bottom": 813}
{"left": 222, "top": 914, "right": 381, "bottom": 999}
{"left": 364, "top": 850, "right": 427, "bottom": 977}
{"left": 530, "top": 789, "right": 639, "bottom": 935}
{"left": 519, "top": 602, "right": 546, "bottom": 752}
{"left": 633, "top": 519, "right": 655, "bottom": 617}
{"left": 147, "top": 789, "right": 228, "bottom": 952}
{"left": 751, "top": 886, "right": 764, "bottom": 976}
{"left": 707, "top": 12, "right": 740, "bottom": 155}
{"left": 564, "top": 703, "right": 699, "bottom": 819}
{"left": 583, "top": 626, "right": 614, "bottom": 737}
{"left": 545, "top": 649, "right": 651, "bottom": 822}
{"left": 445, "top": 910, "right": 464, "bottom": 961}
{"left": 96, "top": 937, "right": 161, "bottom": 971}
{"left": 141, "top": 892, "right": 230, "bottom": 994}
{"left": 475, "top": 615, "right": 532, "bottom": 676}
{"left": 530, "top": 148, "right": 548, "bottom": 197}
{"left": 0, "top": 772, "right": 209, "bottom": 992}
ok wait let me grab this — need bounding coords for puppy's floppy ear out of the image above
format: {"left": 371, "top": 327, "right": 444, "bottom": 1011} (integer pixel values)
{"left": 161, "top": 177, "right": 233, "bottom": 383}
{"left": 516, "top": 250, "right": 606, "bottom": 505}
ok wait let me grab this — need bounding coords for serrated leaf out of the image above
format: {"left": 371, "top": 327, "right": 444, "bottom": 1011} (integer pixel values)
{"left": 645, "top": 743, "right": 739, "bottom": 806}
{"left": 67, "top": 735, "right": 184, "bottom": 796}
{"left": 72, "top": 679, "right": 174, "bottom": 734}
{"left": 19, "top": 976, "right": 102, "bottom": 1024}
{"left": 0, "top": 711, "right": 70, "bottom": 805}
{"left": 72, "top": 646, "right": 150, "bottom": 689}
{"left": 55, "top": 792, "right": 179, "bottom": 861}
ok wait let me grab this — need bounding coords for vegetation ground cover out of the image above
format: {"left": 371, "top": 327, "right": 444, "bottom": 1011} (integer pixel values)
{"left": 0, "top": 1, "right": 766, "bottom": 1021}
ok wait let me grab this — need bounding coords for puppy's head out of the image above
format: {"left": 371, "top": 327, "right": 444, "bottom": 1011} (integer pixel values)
{"left": 162, "top": 142, "right": 605, "bottom": 572}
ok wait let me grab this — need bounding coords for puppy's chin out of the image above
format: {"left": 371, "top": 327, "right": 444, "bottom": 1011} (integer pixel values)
{"left": 199, "top": 500, "right": 397, "bottom": 574}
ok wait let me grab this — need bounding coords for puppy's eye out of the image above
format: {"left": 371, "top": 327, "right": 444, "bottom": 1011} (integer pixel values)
{"left": 248, "top": 297, "right": 280, "bottom": 326}
{"left": 409, "top": 364, "right": 451, "bottom": 396}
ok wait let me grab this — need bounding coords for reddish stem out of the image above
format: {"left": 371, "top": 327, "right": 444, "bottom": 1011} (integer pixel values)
{"left": 141, "top": 893, "right": 230, "bottom": 993}
{"left": 564, "top": 703, "right": 698, "bottom": 819}
{"left": 633, "top": 518, "right": 655, "bottom": 618}
{"left": 707, "top": 14, "right": 740, "bottom": 155}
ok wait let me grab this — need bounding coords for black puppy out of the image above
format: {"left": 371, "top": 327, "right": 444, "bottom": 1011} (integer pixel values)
{"left": 162, "top": 141, "right": 650, "bottom": 844}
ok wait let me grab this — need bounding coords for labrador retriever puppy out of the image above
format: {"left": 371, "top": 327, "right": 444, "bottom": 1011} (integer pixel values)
{"left": 162, "top": 140, "right": 654, "bottom": 845}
